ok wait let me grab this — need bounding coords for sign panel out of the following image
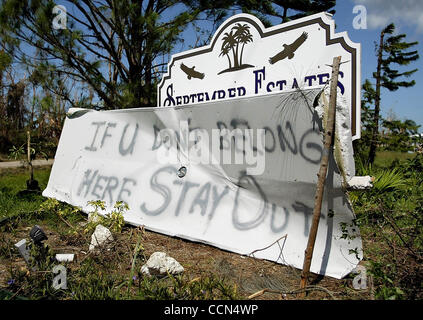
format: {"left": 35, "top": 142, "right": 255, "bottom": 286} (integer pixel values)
{"left": 158, "top": 12, "right": 361, "bottom": 139}
{"left": 44, "top": 90, "right": 362, "bottom": 279}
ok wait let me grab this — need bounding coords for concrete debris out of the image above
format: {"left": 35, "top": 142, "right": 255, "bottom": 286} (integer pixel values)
{"left": 29, "top": 225, "right": 48, "bottom": 244}
{"left": 89, "top": 224, "right": 114, "bottom": 252}
{"left": 141, "top": 252, "right": 184, "bottom": 276}
{"left": 347, "top": 176, "right": 374, "bottom": 190}
{"left": 14, "top": 239, "right": 37, "bottom": 271}
{"left": 319, "top": 89, "right": 356, "bottom": 183}
{"left": 334, "top": 93, "right": 356, "bottom": 182}
{"left": 14, "top": 239, "right": 31, "bottom": 265}
{"left": 55, "top": 254, "right": 75, "bottom": 262}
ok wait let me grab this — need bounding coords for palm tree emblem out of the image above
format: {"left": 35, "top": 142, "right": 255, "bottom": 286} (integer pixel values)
{"left": 218, "top": 23, "right": 254, "bottom": 75}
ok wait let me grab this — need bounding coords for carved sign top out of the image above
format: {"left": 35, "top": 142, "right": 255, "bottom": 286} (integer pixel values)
{"left": 158, "top": 12, "right": 361, "bottom": 139}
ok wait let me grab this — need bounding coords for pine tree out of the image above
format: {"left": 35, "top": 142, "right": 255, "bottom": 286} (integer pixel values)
{"left": 0, "top": 1, "right": 337, "bottom": 111}
{"left": 353, "top": 79, "right": 376, "bottom": 163}
{"left": 0, "top": 0, "right": 234, "bottom": 109}
{"left": 368, "top": 23, "right": 419, "bottom": 165}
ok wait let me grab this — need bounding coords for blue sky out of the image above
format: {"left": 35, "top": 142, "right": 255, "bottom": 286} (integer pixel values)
{"left": 333, "top": 0, "right": 423, "bottom": 132}
{"left": 171, "top": 0, "right": 422, "bottom": 132}
{"left": 28, "top": 1, "right": 423, "bottom": 132}
{"left": 179, "top": 0, "right": 423, "bottom": 132}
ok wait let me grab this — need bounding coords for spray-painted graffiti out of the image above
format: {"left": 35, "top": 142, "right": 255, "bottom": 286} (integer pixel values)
{"left": 45, "top": 90, "right": 362, "bottom": 279}
{"left": 74, "top": 163, "right": 329, "bottom": 238}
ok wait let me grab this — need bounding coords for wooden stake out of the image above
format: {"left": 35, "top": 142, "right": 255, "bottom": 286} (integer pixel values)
{"left": 299, "top": 56, "right": 342, "bottom": 298}
{"left": 27, "top": 130, "right": 33, "bottom": 181}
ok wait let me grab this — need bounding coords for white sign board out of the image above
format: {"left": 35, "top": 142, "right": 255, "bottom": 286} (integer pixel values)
{"left": 44, "top": 89, "right": 362, "bottom": 279}
{"left": 44, "top": 12, "right": 363, "bottom": 279}
{"left": 158, "top": 12, "right": 361, "bottom": 139}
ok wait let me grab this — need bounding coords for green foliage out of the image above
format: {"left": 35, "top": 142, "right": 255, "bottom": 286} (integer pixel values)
{"left": 136, "top": 274, "right": 239, "bottom": 300}
{"left": 353, "top": 79, "right": 376, "bottom": 161}
{"left": 63, "top": 266, "right": 239, "bottom": 300}
{"left": 67, "top": 260, "right": 124, "bottom": 300}
{"left": 355, "top": 78, "right": 421, "bottom": 160}
{"left": 378, "top": 23, "right": 419, "bottom": 92}
{"left": 4, "top": 235, "right": 62, "bottom": 299}
{"left": 0, "top": 49, "right": 12, "bottom": 71}
{"left": 351, "top": 153, "right": 423, "bottom": 299}
{"left": 0, "top": 0, "right": 237, "bottom": 109}
{"left": 28, "top": 241, "right": 56, "bottom": 271}
{"left": 366, "top": 22, "right": 419, "bottom": 165}
{"left": 368, "top": 262, "right": 405, "bottom": 300}
{"left": 372, "top": 168, "right": 406, "bottom": 192}
{"left": 0, "top": 62, "right": 64, "bottom": 156}
{"left": 84, "top": 200, "right": 127, "bottom": 234}
{"left": 39, "top": 197, "right": 81, "bottom": 218}
{"left": 8, "top": 145, "right": 26, "bottom": 161}
{"left": 375, "top": 151, "right": 415, "bottom": 168}
{"left": 105, "top": 201, "right": 127, "bottom": 233}
{"left": 6, "top": 263, "right": 65, "bottom": 299}
{"left": 380, "top": 119, "right": 421, "bottom": 152}
{"left": 8, "top": 141, "right": 48, "bottom": 161}
{"left": 0, "top": 168, "right": 50, "bottom": 219}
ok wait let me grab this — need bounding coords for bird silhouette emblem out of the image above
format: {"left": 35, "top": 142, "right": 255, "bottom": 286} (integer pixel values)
{"left": 269, "top": 32, "right": 308, "bottom": 64}
{"left": 180, "top": 63, "right": 205, "bottom": 80}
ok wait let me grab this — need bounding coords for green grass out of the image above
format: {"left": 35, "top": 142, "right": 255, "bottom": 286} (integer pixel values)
{"left": 1, "top": 152, "right": 422, "bottom": 300}
{"left": 0, "top": 168, "right": 51, "bottom": 219}
{"left": 350, "top": 152, "right": 423, "bottom": 300}
{"left": 374, "top": 150, "right": 415, "bottom": 168}
{"left": 0, "top": 168, "right": 241, "bottom": 300}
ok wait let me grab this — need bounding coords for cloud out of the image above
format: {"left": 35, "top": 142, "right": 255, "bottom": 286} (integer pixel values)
{"left": 353, "top": 0, "right": 423, "bottom": 32}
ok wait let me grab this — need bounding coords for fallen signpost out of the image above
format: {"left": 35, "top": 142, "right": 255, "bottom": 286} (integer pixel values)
{"left": 43, "top": 12, "right": 365, "bottom": 279}
{"left": 299, "top": 56, "right": 342, "bottom": 297}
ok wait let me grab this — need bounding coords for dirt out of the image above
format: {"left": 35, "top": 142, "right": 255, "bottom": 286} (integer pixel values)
{"left": 0, "top": 219, "right": 371, "bottom": 300}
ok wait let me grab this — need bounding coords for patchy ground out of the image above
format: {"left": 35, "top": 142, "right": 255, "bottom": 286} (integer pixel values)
{"left": 3, "top": 151, "right": 423, "bottom": 300}
{"left": 0, "top": 211, "right": 370, "bottom": 300}
{"left": 0, "top": 166, "right": 379, "bottom": 300}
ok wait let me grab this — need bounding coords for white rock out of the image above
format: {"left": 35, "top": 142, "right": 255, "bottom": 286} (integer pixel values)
{"left": 347, "top": 176, "right": 374, "bottom": 190}
{"left": 89, "top": 224, "right": 113, "bottom": 252}
{"left": 141, "top": 252, "right": 184, "bottom": 276}
{"left": 14, "top": 239, "right": 31, "bottom": 264}
{"left": 55, "top": 254, "right": 75, "bottom": 262}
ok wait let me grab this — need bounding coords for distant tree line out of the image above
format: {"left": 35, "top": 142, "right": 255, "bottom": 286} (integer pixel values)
{"left": 0, "top": 1, "right": 419, "bottom": 161}
{"left": 0, "top": 0, "right": 336, "bottom": 155}
{"left": 354, "top": 23, "right": 420, "bottom": 164}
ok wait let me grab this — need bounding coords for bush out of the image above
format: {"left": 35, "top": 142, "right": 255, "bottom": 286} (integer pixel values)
{"left": 351, "top": 153, "right": 423, "bottom": 299}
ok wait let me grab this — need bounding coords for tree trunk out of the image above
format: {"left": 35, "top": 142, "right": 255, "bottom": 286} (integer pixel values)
{"left": 27, "top": 130, "right": 33, "bottom": 181}
{"left": 369, "top": 30, "right": 385, "bottom": 165}
{"left": 128, "top": 0, "right": 144, "bottom": 109}
{"left": 144, "top": 50, "right": 153, "bottom": 107}
{"left": 299, "top": 56, "right": 341, "bottom": 298}
{"left": 282, "top": 7, "right": 288, "bottom": 23}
